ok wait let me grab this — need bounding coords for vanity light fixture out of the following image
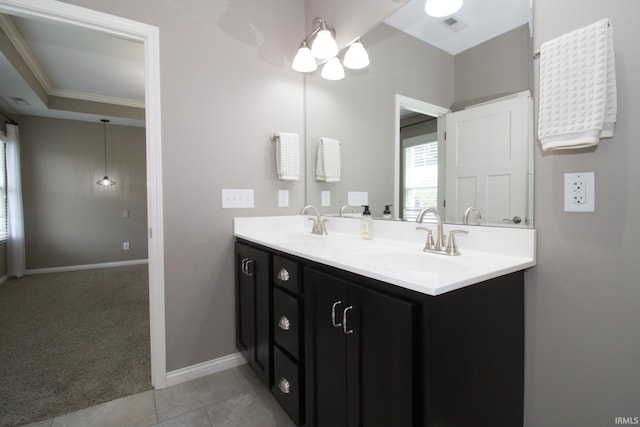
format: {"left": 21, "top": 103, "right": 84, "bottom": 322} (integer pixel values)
{"left": 343, "top": 39, "right": 370, "bottom": 69}
{"left": 424, "top": 0, "right": 463, "bottom": 17}
{"left": 292, "top": 18, "right": 369, "bottom": 80}
{"left": 96, "top": 119, "right": 116, "bottom": 186}
{"left": 321, "top": 56, "right": 345, "bottom": 80}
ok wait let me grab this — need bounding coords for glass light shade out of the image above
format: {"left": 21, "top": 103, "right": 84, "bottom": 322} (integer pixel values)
{"left": 343, "top": 41, "right": 370, "bottom": 69}
{"left": 97, "top": 176, "right": 116, "bottom": 186}
{"left": 424, "top": 0, "right": 463, "bottom": 17}
{"left": 311, "top": 29, "right": 338, "bottom": 60}
{"left": 292, "top": 46, "right": 317, "bottom": 72}
{"left": 321, "top": 57, "right": 345, "bottom": 81}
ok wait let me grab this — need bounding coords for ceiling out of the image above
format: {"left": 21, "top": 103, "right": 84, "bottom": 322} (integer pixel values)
{"left": 0, "top": 0, "right": 528, "bottom": 128}
{"left": 0, "top": 13, "right": 145, "bottom": 127}
{"left": 385, "top": 0, "right": 530, "bottom": 55}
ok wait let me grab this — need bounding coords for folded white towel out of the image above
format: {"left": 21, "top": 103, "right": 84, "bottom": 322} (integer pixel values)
{"left": 275, "top": 132, "right": 300, "bottom": 181}
{"left": 316, "top": 137, "right": 341, "bottom": 182}
{"left": 538, "top": 18, "right": 617, "bottom": 151}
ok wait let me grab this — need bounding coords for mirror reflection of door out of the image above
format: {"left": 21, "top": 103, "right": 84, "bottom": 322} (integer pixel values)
{"left": 445, "top": 93, "right": 531, "bottom": 226}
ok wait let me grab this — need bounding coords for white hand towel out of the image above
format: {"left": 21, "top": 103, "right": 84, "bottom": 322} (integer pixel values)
{"left": 316, "top": 137, "right": 341, "bottom": 182}
{"left": 537, "top": 18, "right": 617, "bottom": 151}
{"left": 275, "top": 132, "right": 300, "bottom": 181}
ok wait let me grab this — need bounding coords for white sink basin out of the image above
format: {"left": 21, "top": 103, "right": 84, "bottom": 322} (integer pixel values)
{"left": 340, "top": 247, "right": 466, "bottom": 276}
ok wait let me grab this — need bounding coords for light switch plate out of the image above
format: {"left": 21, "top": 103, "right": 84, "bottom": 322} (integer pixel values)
{"left": 221, "top": 189, "right": 254, "bottom": 208}
{"left": 321, "top": 191, "right": 331, "bottom": 206}
{"left": 564, "top": 172, "right": 595, "bottom": 212}
{"left": 348, "top": 191, "right": 369, "bottom": 206}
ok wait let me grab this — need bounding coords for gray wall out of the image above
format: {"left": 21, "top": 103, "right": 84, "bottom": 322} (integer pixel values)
{"left": 18, "top": 115, "right": 147, "bottom": 269}
{"left": 526, "top": 0, "right": 640, "bottom": 425}
{"left": 60, "top": 0, "right": 306, "bottom": 371}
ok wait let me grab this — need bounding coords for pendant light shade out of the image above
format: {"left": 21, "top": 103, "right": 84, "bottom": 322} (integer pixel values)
{"left": 343, "top": 39, "right": 370, "bottom": 69}
{"left": 97, "top": 119, "right": 115, "bottom": 186}
{"left": 424, "top": 0, "right": 463, "bottom": 17}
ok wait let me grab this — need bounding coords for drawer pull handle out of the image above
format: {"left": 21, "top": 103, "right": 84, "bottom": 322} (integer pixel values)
{"left": 244, "top": 259, "right": 253, "bottom": 276}
{"left": 277, "top": 268, "right": 290, "bottom": 281}
{"left": 343, "top": 306, "right": 356, "bottom": 335}
{"left": 331, "top": 300, "right": 343, "bottom": 327}
{"left": 278, "top": 377, "right": 291, "bottom": 394}
{"left": 277, "top": 316, "right": 291, "bottom": 331}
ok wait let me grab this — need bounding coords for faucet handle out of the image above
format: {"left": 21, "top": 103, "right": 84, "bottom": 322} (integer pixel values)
{"left": 416, "top": 226, "right": 435, "bottom": 251}
{"left": 445, "top": 230, "right": 469, "bottom": 256}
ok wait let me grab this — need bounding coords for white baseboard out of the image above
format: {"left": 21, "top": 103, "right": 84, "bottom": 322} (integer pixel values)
{"left": 165, "top": 352, "right": 247, "bottom": 388}
{"left": 25, "top": 259, "right": 149, "bottom": 275}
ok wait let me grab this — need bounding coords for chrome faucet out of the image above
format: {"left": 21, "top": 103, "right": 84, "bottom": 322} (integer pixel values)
{"left": 339, "top": 205, "right": 358, "bottom": 217}
{"left": 463, "top": 206, "right": 482, "bottom": 225}
{"left": 416, "top": 207, "right": 469, "bottom": 255}
{"left": 300, "top": 205, "right": 328, "bottom": 235}
{"left": 416, "top": 208, "right": 446, "bottom": 252}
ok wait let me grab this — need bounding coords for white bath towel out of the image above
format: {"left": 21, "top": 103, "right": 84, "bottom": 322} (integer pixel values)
{"left": 275, "top": 132, "right": 300, "bottom": 181}
{"left": 316, "top": 137, "right": 341, "bottom": 182}
{"left": 537, "top": 18, "right": 617, "bottom": 151}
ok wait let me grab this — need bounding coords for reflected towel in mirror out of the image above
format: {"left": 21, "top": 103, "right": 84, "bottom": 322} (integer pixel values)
{"left": 276, "top": 132, "right": 300, "bottom": 181}
{"left": 316, "top": 137, "right": 341, "bottom": 182}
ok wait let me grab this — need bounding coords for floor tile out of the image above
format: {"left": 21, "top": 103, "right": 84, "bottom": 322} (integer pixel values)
{"left": 19, "top": 420, "right": 53, "bottom": 427}
{"left": 152, "top": 407, "right": 212, "bottom": 427}
{"left": 154, "top": 369, "right": 243, "bottom": 422}
{"left": 50, "top": 390, "right": 156, "bottom": 427}
{"left": 206, "top": 392, "right": 294, "bottom": 427}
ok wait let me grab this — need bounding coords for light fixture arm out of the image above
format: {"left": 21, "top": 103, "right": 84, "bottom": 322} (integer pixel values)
{"left": 300, "top": 17, "right": 335, "bottom": 47}
{"left": 102, "top": 119, "right": 109, "bottom": 176}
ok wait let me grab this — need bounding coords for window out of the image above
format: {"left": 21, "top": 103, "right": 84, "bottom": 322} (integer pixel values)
{"left": 0, "top": 140, "right": 6, "bottom": 241}
{"left": 403, "top": 133, "right": 438, "bottom": 221}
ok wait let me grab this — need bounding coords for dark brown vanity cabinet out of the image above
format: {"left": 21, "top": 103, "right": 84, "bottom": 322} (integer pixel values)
{"left": 235, "top": 242, "right": 271, "bottom": 387}
{"left": 304, "top": 268, "right": 416, "bottom": 427}
{"left": 235, "top": 238, "right": 525, "bottom": 427}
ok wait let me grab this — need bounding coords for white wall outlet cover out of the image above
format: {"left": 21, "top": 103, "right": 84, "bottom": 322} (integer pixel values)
{"left": 278, "top": 189, "right": 289, "bottom": 207}
{"left": 321, "top": 191, "right": 331, "bottom": 206}
{"left": 564, "top": 172, "right": 595, "bottom": 212}
{"left": 348, "top": 191, "right": 369, "bottom": 206}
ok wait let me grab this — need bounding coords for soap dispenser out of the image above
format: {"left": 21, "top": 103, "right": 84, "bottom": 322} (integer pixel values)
{"left": 360, "top": 205, "right": 374, "bottom": 239}
{"left": 383, "top": 205, "right": 393, "bottom": 220}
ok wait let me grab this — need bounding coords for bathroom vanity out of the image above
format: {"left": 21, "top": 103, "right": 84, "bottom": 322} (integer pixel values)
{"left": 235, "top": 215, "right": 536, "bottom": 427}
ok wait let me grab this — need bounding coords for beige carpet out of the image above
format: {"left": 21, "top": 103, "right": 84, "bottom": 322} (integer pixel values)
{"left": 0, "top": 264, "right": 152, "bottom": 426}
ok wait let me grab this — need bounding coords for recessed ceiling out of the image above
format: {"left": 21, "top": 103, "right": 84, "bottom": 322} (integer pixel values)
{"left": 384, "top": 0, "right": 530, "bottom": 55}
{"left": 0, "top": 13, "right": 145, "bottom": 127}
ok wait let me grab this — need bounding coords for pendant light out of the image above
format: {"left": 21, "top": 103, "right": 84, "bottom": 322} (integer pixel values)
{"left": 97, "top": 119, "right": 116, "bottom": 186}
{"left": 343, "top": 39, "right": 370, "bottom": 69}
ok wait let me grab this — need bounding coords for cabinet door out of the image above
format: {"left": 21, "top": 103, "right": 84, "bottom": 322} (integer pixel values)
{"left": 305, "top": 268, "right": 349, "bottom": 427}
{"left": 235, "top": 242, "right": 271, "bottom": 387}
{"left": 305, "top": 268, "right": 416, "bottom": 427}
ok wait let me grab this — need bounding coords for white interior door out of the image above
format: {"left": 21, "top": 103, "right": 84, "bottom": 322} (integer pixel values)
{"left": 445, "top": 94, "right": 530, "bottom": 226}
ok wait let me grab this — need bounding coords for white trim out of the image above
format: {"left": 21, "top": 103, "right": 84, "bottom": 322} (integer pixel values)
{"left": 50, "top": 89, "right": 145, "bottom": 109}
{"left": 25, "top": 259, "right": 148, "bottom": 275}
{"left": 0, "top": 0, "right": 167, "bottom": 389}
{"left": 166, "top": 353, "right": 247, "bottom": 388}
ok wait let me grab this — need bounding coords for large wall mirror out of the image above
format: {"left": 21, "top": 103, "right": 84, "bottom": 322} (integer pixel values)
{"left": 305, "top": 0, "right": 533, "bottom": 228}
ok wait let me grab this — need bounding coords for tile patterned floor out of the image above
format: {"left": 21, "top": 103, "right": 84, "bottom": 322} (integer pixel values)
{"left": 21, "top": 364, "right": 296, "bottom": 427}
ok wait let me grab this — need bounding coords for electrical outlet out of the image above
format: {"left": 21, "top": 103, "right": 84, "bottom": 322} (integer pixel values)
{"left": 564, "top": 172, "right": 595, "bottom": 212}
{"left": 123, "top": 242, "right": 130, "bottom": 250}
{"left": 321, "top": 191, "right": 331, "bottom": 206}
{"left": 278, "top": 189, "right": 289, "bottom": 207}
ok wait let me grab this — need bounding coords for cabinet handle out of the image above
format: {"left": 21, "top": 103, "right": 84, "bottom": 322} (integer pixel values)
{"left": 331, "top": 301, "right": 343, "bottom": 327}
{"left": 277, "top": 316, "right": 291, "bottom": 331}
{"left": 241, "top": 258, "right": 248, "bottom": 274}
{"left": 343, "top": 306, "right": 356, "bottom": 335}
{"left": 244, "top": 259, "right": 253, "bottom": 276}
{"left": 277, "top": 268, "right": 290, "bottom": 281}
{"left": 278, "top": 377, "right": 291, "bottom": 394}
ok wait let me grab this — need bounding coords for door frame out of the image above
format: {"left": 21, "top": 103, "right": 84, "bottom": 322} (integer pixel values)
{"left": 0, "top": 0, "right": 167, "bottom": 388}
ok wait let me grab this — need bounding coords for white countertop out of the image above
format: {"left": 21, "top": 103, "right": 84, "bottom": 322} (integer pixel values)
{"left": 234, "top": 215, "right": 536, "bottom": 296}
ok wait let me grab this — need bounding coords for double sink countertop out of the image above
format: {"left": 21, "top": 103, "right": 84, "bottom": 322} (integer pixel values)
{"left": 234, "top": 215, "right": 536, "bottom": 296}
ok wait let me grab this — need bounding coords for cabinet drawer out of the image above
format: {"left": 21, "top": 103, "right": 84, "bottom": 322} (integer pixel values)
{"left": 273, "top": 287, "right": 301, "bottom": 360}
{"left": 273, "top": 255, "right": 301, "bottom": 294}
{"left": 273, "top": 346, "right": 304, "bottom": 426}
